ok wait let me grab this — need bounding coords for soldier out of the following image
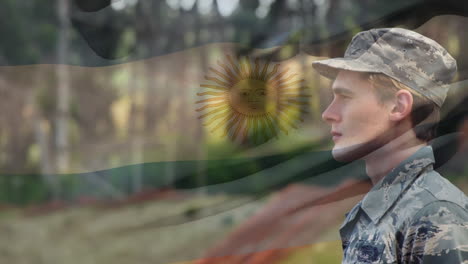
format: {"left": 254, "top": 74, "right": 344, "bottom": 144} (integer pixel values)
{"left": 312, "top": 28, "right": 468, "bottom": 263}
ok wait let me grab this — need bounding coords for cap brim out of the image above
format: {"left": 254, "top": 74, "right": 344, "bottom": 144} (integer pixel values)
{"left": 312, "top": 57, "right": 381, "bottom": 79}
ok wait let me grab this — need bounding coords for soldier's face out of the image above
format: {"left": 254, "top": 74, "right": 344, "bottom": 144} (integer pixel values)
{"left": 322, "top": 70, "right": 393, "bottom": 161}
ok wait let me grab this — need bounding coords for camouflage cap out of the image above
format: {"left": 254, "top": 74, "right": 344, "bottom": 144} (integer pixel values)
{"left": 312, "top": 28, "right": 457, "bottom": 107}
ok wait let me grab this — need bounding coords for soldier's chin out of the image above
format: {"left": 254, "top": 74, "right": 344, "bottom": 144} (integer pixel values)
{"left": 331, "top": 141, "right": 381, "bottom": 162}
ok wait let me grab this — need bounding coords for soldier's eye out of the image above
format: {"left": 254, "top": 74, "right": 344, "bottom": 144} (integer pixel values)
{"left": 336, "top": 94, "right": 351, "bottom": 100}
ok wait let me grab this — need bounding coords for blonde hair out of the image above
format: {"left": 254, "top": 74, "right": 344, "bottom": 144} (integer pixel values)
{"left": 364, "top": 73, "right": 440, "bottom": 141}
{"left": 367, "top": 73, "right": 426, "bottom": 103}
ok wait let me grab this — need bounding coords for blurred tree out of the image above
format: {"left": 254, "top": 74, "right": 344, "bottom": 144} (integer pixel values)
{"left": 56, "top": 0, "right": 71, "bottom": 173}
{"left": 73, "top": 0, "right": 110, "bottom": 12}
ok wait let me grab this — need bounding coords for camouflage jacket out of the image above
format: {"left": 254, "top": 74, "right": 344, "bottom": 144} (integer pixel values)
{"left": 340, "top": 146, "right": 468, "bottom": 263}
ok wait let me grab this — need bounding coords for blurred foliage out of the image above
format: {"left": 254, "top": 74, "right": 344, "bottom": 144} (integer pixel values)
{"left": 280, "top": 240, "right": 343, "bottom": 264}
{"left": 0, "top": 0, "right": 465, "bottom": 206}
{"left": 0, "top": 2, "right": 466, "bottom": 264}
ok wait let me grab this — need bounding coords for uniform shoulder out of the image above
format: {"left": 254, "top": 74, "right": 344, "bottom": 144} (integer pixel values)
{"left": 412, "top": 200, "right": 468, "bottom": 225}
{"left": 401, "top": 199, "right": 468, "bottom": 264}
{"left": 413, "top": 169, "right": 468, "bottom": 212}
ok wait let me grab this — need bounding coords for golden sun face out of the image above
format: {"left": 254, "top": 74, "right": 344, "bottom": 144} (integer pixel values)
{"left": 229, "top": 79, "right": 277, "bottom": 115}
{"left": 196, "top": 55, "right": 310, "bottom": 145}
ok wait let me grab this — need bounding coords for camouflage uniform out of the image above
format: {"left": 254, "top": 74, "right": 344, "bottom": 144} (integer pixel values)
{"left": 339, "top": 146, "right": 468, "bottom": 263}
{"left": 312, "top": 28, "right": 468, "bottom": 263}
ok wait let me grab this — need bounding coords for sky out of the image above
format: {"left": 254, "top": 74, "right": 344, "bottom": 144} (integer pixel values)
{"left": 111, "top": 0, "right": 265, "bottom": 18}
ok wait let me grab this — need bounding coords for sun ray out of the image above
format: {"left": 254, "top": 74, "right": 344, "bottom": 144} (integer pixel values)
{"left": 278, "top": 104, "right": 309, "bottom": 115}
{"left": 210, "top": 112, "right": 235, "bottom": 133}
{"left": 200, "top": 84, "right": 228, "bottom": 91}
{"left": 280, "top": 94, "right": 313, "bottom": 101}
{"left": 252, "top": 58, "right": 260, "bottom": 79}
{"left": 280, "top": 93, "right": 312, "bottom": 98}
{"left": 203, "top": 110, "right": 231, "bottom": 126}
{"left": 279, "top": 102, "right": 310, "bottom": 115}
{"left": 239, "top": 59, "right": 250, "bottom": 79}
{"left": 279, "top": 96, "right": 310, "bottom": 102}
{"left": 217, "top": 61, "right": 239, "bottom": 84}
{"left": 258, "top": 116, "right": 270, "bottom": 141}
{"left": 198, "top": 105, "right": 230, "bottom": 119}
{"left": 278, "top": 73, "right": 300, "bottom": 83}
{"left": 264, "top": 64, "right": 280, "bottom": 81}
{"left": 281, "top": 99, "right": 309, "bottom": 105}
{"left": 197, "top": 91, "right": 227, "bottom": 96}
{"left": 279, "top": 86, "right": 309, "bottom": 92}
{"left": 231, "top": 116, "right": 247, "bottom": 142}
{"left": 263, "top": 113, "right": 279, "bottom": 138}
{"left": 196, "top": 97, "right": 226, "bottom": 104}
{"left": 268, "top": 113, "right": 289, "bottom": 135}
{"left": 237, "top": 60, "right": 245, "bottom": 79}
{"left": 282, "top": 107, "right": 305, "bottom": 122}
{"left": 196, "top": 101, "right": 226, "bottom": 111}
{"left": 245, "top": 58, "right": 252, "bottom": 78}
{"left": 260, "top": 61, "right": 270, "bottom": 80}
{"left": 226, "top": 55, "right": 241, "bottom": 77}
{"left": 278, "top": 111, "right": 299, "bottom": 129}
{"left": 205, "top": 76, "right": 231, "bottom": 87}
{"left": 222, "top": 112, "right": 242, "bottom": 137}
{"left": 270, "top": 73, "right": 298, "bottom": 87}
{"left": 243, "top": 116, "right": 252, "bottom": 141}
{"left": 209, "top": 67, "right": 234, "bottom": 85}
{"left": 268, "top": 68, "right": 290, "bottom": 85}
{"left": 277, "top": 79, "right": 305, "bottom": 89}
{"left": 252, "top": 116, "right": 260, "bottom": 142}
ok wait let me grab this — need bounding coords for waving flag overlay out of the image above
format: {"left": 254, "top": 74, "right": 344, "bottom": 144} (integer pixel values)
{"left": 0, "top": 1, "right": 467, "bottom": 263}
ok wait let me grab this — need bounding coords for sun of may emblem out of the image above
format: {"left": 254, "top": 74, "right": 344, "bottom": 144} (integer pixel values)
{"left": 196, "top": 55, "right": 310, "bottom": 145}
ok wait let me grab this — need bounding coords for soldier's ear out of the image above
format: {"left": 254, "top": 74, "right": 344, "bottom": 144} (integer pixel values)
{"left": 389, "top": 90, "right": 413, "bottom": 122}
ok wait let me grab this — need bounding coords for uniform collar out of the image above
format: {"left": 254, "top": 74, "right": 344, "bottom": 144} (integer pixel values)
{"left": 340, "top": 199, "right": 362, "bottom": 230}
{"left": 359, "top": 145, "right": 435, "bottom": 224}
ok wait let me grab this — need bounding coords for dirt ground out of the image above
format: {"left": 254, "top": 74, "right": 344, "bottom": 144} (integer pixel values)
{"left": 0, "top": 194, "right": 264, "bottom": 264}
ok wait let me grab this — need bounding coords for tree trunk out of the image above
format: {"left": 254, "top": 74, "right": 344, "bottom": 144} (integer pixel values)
{"left": 56, "top": 0, "right": 71, "bottom": 173}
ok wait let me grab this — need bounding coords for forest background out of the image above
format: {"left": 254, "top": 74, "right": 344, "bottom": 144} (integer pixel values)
{"left": 0, "top": 0, "right": 467, "bottom": 263}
